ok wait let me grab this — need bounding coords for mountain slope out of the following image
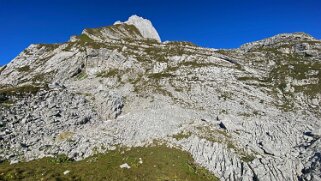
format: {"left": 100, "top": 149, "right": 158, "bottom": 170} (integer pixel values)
{"left": 0, "top": 15, "right": 321, "bottom": 181}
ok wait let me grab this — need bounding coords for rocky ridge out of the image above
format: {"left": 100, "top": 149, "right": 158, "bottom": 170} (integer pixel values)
{"left": 0, "top": 15, "right": 321, "bottom": 181}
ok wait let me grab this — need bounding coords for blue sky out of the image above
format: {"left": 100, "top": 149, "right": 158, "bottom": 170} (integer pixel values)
{"left": 0, "top": 0, "right": 320, "bottom": 65}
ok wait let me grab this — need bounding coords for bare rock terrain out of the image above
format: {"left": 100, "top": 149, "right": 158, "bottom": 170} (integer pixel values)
{"left": 1, "top": 15, "right": 321, "bottom": 180}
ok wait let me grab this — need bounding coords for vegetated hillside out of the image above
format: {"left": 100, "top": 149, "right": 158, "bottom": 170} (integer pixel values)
{"left": 0, "top": 15, "right": 321, "bottom": 181}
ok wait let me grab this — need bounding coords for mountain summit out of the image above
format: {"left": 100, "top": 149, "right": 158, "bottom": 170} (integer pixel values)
{"left": 70, "top": 15, "right": 161, "bottom": 43}
{"left": 114, "top": 15, "right": 161, "bottom": 42}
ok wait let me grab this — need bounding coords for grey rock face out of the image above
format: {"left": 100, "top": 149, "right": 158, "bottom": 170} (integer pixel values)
{"left": 0, "top": 89, "right": 97, "bottom": 160}
{"left": 240, "top": 32, "right": 317, "bottom": 51}
{"left": 1, "top": 16, "right": 321, "bottom": 180}
{"left": 115, "top": 15, "right": 161, "bottom": 42}
{"left": 94, "top": 91, "right": 124, "bottom": 120}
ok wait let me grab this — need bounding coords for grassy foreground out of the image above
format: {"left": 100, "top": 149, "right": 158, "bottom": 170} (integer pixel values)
{"left": 0, "top": 145, "right": 219, "bottom": 181}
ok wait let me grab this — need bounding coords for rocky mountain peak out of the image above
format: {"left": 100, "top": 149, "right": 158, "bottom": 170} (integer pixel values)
{"left": 240, "top": 32, "right": 317, "bottom": 52}
{"left": 114, "top": 15, "right": 161, "bottom": 42}
{"left": 69, "top": 15, "right": 161, "bottom": 43}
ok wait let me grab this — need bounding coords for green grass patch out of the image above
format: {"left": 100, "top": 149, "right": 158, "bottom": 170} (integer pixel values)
{"left": 0, "top": 84, "right": 47, "bottom": 108}
{"left": 148, "top": 72, "right": 175, "bottom": 79}
{"left": 0, "top": 145, "right": 219, "bottom": 181}
{"left": 216, "top": 50, "right": 230, "bottom": 56}
{"left": 31, "top": 73, "right": 48, "bottom": 83}
{"left": 181, "top": 61, "right": 214, "bottom": 68}
{"left": 196, "top": 126, "right": 230, "bottom": 143}
{"left": 38, "top": 44, "right": 60, "bottom": 52}
{"left": 16, "top": 66, "right": 30, "bottom": 72}
{"left": 237, "top": 76, "right": 263, "bottom": 82}
{"left": 172, "top": 131, "right": 192, "bottom": 141}
{"left": 96, "top": 69, "right": 120, "bottom": 78}
{"left": 240, "top": 154, "right": 256, "bottom": 163}
{"left": 78, "top": 34, "right": 94, "bottom": 43}
{"left": 0, "top": 85, "right": 46, "bottom": 96}
{"left": 122, "top": 24, "right": 143, "bottom": 37}
{"left": 166, "top": 41, "right": 197, "bottom": 47}
{"left": 238, "top": 112, "right": 253, "bottom": 117}
{"left": 51, "top": 154, "right": 74, "bottom": 164}
{"left": 76, "top": 71, "right": 88, "bottom": 80}
{"left": 62, "top": 42, "right": 76, "bottom": 51}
